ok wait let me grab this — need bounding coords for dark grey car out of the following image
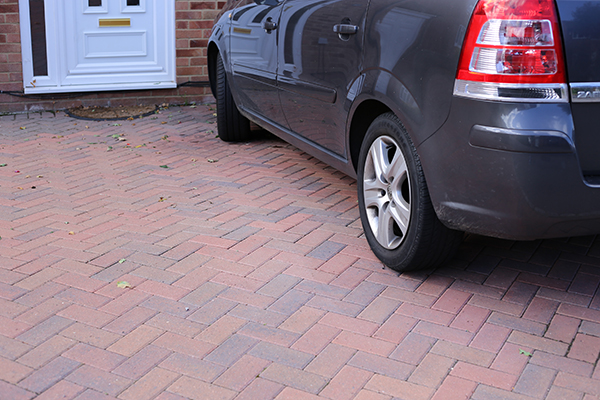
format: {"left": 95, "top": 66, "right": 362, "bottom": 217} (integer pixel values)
{"left": 207, "top": 0, "right": 600, "bottom": 271}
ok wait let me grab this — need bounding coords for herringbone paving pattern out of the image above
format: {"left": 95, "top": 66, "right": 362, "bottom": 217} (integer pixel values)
{"left": 1, "top": 105, "right": 600, "bottom": 399}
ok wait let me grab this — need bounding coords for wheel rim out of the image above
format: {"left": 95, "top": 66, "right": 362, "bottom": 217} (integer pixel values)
{"left": 363, "top": 135, "right": 411, "bottom": 250}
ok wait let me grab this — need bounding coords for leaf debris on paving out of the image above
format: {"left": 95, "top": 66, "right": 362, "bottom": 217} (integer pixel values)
{"left": 117, "top": 281, "right": 132, "bottom": 288}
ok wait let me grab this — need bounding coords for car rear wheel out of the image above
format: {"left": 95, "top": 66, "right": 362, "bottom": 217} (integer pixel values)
{"left": 357, "top": 113, "right": 463, "bottom": 272}
{"left": 216, "top": 53, "right": 250, "bottom": 142}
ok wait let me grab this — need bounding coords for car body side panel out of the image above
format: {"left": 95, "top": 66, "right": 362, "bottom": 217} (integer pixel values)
{"left": 277, "top": 0, "right": 369, "bottom": 156}
{"left": 228, "top": 1, "right": 289, "bottom": 128}
{"left": 360, "top": 0, "right": 477, "bottom": 147}
{"left": 556, "top": 0, "right": 600, "bottom": 175}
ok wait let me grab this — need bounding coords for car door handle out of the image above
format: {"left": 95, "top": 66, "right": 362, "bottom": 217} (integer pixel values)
{"left": 264, "top": 18, "right": 277, "bottom": 32}
{"left": 333, "top": 24, "right": 358, "bottom": 35}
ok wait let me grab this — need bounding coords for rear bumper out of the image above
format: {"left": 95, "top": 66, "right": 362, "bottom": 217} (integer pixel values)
{"left": 419, "top": 97, "right": 600, "bottom": 240}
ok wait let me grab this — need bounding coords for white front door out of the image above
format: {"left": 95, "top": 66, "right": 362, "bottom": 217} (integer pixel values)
{"left": 20, "top": 0, "right": 176, "bottom": 94}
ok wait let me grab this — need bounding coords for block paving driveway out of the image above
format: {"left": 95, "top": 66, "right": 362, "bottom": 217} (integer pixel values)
{"left": 1, "top": 105, "right": 600, "bottom": 400}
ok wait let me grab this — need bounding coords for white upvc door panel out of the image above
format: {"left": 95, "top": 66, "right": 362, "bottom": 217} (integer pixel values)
{"left": 21, "top": 0, "right": 176, "bottom": 94}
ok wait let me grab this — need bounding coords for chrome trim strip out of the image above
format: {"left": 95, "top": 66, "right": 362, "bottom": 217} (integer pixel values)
{"left": 454, "top": 80, "right": 568, "bottom": 103}
{"left": 571, "top": 83, "right": 600, "bottom": 103}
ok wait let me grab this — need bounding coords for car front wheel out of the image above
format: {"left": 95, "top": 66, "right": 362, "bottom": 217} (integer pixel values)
{"left": 357, "top": 113, "right": 462, "bottom": 272}
{"left": 215, "top": 53, "right": 250, "bottom": 142}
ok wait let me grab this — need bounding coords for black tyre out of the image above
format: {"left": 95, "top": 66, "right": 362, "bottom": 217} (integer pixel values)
{"left": 357, "top": 113, "right": 463, "bottom": 272}
{"left": 215, "top": 53, "right": 250, "bottom": 142}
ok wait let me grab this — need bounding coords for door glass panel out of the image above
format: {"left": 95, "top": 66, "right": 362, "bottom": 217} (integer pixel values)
{"left": 127, "top": 0, "right": 140, "bottom": 5}
{"left": 29, "top": 0, "right": 48, "bottom": 76}
{"left": 89, "top": 0, "right": 102, "bottom": 6}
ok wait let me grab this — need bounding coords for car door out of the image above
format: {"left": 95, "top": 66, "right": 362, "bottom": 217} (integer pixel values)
{"left": 228, "top": 0, "right": 289, "bottom": 128}
{"left": 277, "top": 0, "right": 368, "bottom": 156}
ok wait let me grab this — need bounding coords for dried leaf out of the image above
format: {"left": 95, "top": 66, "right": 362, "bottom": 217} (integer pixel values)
{"left": 207, "top": 159, "right": 218, "bottom": 163}
{"left": 68, "top": 231, "right": 75, "bottom": 235}
{"left": 117, "top": 281, "right": 132, "bottom": 288}
{"left": 118, "top": 259, "right": 126, "bottom": 264}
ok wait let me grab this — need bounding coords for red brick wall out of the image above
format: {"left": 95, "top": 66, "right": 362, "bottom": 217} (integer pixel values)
{"left": 0, "top": 0, "right": 221, "bottom": 113}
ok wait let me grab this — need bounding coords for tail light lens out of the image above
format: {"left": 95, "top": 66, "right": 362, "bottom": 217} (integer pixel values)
{"left": 454, "top": 0, "right": 568, "bottom": 102}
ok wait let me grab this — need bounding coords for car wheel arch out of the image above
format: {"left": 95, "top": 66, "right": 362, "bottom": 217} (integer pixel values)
{"left": 207, "top": 43, "right": 220, "bottom": 98}
{"left": 348, "top": 98, "right": 419, "bottom": 175}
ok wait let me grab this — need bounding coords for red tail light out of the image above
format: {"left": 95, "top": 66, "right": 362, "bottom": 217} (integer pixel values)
{"left": 455, "top": 0, "right": 568, "bottom": 102}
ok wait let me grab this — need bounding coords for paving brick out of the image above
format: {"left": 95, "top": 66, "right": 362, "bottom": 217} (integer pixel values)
{"left": 305, "top": 295, "right": 363, "bottom": 317}
{"left": 16, "top": 336, "right": 72, "bottom": 372}
{"left": 469, "top": 295, "right": 524, "bottom": 316}
{"left": 62, "top": 343, "right": 126, "bottom": 371}
{"left": 102, "top": 306, "right": 156, "bottom": 335}
{"left": 259, "top": 363, "right": 328, "bottom": 394}
{"left": 513, "top": 364, "right": 557, "bottom": 398}
{"left": 304, "top": 343, "right": 356, "bottom": 378}
{"left": 256, "top": 274, "right": 300, "bottom": 298}
{"left": 546, "top": 314, "right": 581, "bottom": 343}
{"left": 19, "top": 356, "right": 80, "bottom": 394}
{"left": 213, "top": 354, "right": 270, "bottom": 391}
{"left": 35, "top": 380, "right": 84, "bottom": 400}
{"left": 290, "top": 323, "right": 339, "bottom": 355}
{"left": 531, "top": 351, "right": 594, "bottom": 377}
{"left": 154, "top": 331, "right": 216, "bottom": 360}
{"left": 0, "top": 355, "right": 34, "bottom": 384}
{"left": 397, "top": 303, "right": 455, "bottom": 326}
{"left": 118, "top": 367, "right": 179, "bottom": 400}
{"left": 112, "top": 344, "right": 171, "bottom": 380}
{"left": 57, "top": 305, "right": 115, "bottom": 328}
{"left": 508, "top": 331, "right": 569, "bottom": 356}
{"left": 235, "top": 378, "right": 283, "bottom": 400}
{"left": 364, "top": 374, "right": 434, "bottom": 400}
{"left": 64, "top": 365, "right": 132, "bottom": 397}
{"left": 140, "top": 295, "right": 194, "bottom": 318}
{"left": 416, "top": 274, "right": 454, "bottom": 297}
{"left": 471, "top": 384, "right": 539, "bottom": 400}
{"left": 17, "top": 315, "right": 73, "bottom": 346}
{"left": 389, "top": 332, "right": 436, "bottom": 365}
{"left": 0, "top": 381, "right": 35, "bottom": 400}
{"left": 107, "top": 325, "right": 164, "bottom": 357}
{"left": 470, "top": 323, "right": 511, "bottom": 353}
{"left": 451, "top": 361, "right": 518, "bottom": 391}
{"left": 409, "top": 353, "right": 455, "bottom": 388}
{"left": 431, "top": 376, "right": 477, "bottom": 400}
{"left": 98, "top": 290, "right": 150, "bottom": 316}
{"left": 379, "top": 287, "right": 436, "bottom": 307}
{"left": 554, "top": 372, "right": 600, "bottom": 397}
{"left": 228, "top": 304, "right": 288, "bottom": 327}
{"left": 0, "top": 334, "right": 32, "bottom": 361}
{"left": 568, "top": 333, "right": 600, "bottom": 364}
{"left": 545, "top": 386, "right": 585, "bottom": 400}
{"left": 488, "top": 311, "right": 546, "bottom": 336}
{"left": 523, "top": 296, "right": 559, "bottom": 324}
{"left": 333, "top": 331, "right": 396, "bottom": 357}
{"left": 59, "top": 322, "right": 121, "bottom": 348}
{"left": 491, "top": 342, "right": 532, "bottom": 376}
{"left": 239, "top": 321, "right": 300, "bottom": 347}
{"left": 431, "top": 340, "right": 495, "bottom": 367}
{"left": 146, "top": 312, "right": 206, "bottom": 337}
{"left": 267, "top": 289, "right": 313, "bottom": 315}
{"left": 320, "top": 365, "right": 373, "bottom": 400}
{"left": 204, "top": 333, "right": 258, "bottom": 366}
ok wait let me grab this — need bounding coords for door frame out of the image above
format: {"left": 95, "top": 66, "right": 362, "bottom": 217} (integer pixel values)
{"left": 19, "top": 0, "right": 176, "bottom": 94}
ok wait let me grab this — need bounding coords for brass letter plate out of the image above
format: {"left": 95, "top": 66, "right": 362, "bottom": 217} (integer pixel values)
{"left": 99, "top": 18, "right": 131, "bottom": 27}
